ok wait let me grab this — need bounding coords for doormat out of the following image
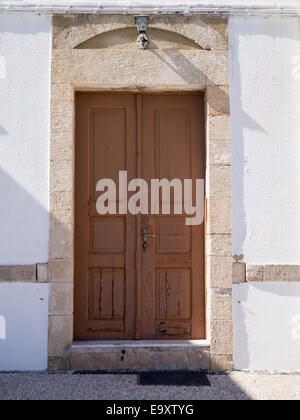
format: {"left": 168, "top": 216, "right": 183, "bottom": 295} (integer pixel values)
{"left": 138, "top": 372, "right": 211, "bottom": 387}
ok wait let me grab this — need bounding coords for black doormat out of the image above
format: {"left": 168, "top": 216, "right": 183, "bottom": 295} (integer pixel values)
{"left": 138, "top": 371, "right": 211, "bottom": 387}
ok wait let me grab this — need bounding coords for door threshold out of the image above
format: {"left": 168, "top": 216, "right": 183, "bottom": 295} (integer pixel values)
{"left": 71, "top": 340, "right": 211, "bottom": 372}
{"left": 72, "top": 340, "right": 210, "bottom": 349}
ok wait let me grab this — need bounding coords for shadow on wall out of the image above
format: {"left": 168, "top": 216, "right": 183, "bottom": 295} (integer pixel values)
{"left": 0, "top": 167, "right": 52, "bottom": 265}
{"left": 150, "top": 49, "right": 210, "bottom": 85}
{"left": 147, "top": 43, "right": 263, "bottom": 261}
{"left": 147, "top": 27, "right": 265, "bottom": 258}
{"left": 0, "top": 14, "right": 51, "bottom": 36}
{"left": 0, "top": 167, "right": 68, "bottom": 371}
{"left": 0, "top": 126, "right": 8, "bottom": 135}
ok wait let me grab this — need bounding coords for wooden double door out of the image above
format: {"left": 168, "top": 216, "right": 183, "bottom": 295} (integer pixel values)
{"left": 74, "top": 93, "right": 205, "bottom": 340}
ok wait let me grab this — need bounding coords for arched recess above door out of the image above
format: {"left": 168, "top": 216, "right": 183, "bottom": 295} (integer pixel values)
{"left": 75, "top": 27, "right": 203, "bottom": 50}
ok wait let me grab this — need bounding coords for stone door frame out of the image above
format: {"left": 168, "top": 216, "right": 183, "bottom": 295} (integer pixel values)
{"left": 49, "top": 14, "right": 233, "bottom": 371}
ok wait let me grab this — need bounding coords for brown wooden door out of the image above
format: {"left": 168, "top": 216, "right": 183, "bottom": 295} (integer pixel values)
{"left": 74, "top": 93, "right": 205, "bottom": 340}
{"left": 74, "top": 93, "right": 137, "bottom": 340}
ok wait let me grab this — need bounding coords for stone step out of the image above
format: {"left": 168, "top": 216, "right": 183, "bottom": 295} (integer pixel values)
{"left": 71, "top": 341, "right": 211, "bottom": 372}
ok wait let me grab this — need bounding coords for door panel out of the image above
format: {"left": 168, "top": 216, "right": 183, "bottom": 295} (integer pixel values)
{"left": 155, "top": 109, "right": 191, "bottom": 180}
{"left": 88, "top": 268, "right": 125, "bottom": 321}
{"left": 74, "top": 93, "right": 137, "bottom": 340}
{"left": 139, "top": 95, "right": 205, "bottom": 339}
{"left": 156, "top": 217, "right": 191, "bottom": 254}
{"left": 74, "top": 93, "right": 205, "bottom": 341}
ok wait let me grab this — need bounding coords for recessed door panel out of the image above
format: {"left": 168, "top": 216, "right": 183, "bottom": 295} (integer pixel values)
{"left": 75, "top": 93, "right": 136, "bottom": 340}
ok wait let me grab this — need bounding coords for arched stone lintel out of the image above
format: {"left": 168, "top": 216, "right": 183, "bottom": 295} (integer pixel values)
{"left": 75, "top": 27, "right": 203, "bottom": 50}
{"left": 53, "top": 15, "right": 228, "bottom": 51}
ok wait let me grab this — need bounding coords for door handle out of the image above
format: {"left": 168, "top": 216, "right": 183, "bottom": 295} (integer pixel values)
{"left": 142, "top": 227, "right": 157, "bottom": 252}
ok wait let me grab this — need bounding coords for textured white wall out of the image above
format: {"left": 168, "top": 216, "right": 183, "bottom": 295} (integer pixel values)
{"left": 230, "top": 17, "right": 300, "bottom": 265}
{"left": 230, "top": 16, "right": 300, "bottom": 372}
{"left": 0, "top": 14, "right": 51, "bottom": 265}
{"left": 0, "top": 283, "right": 49, "bottom": 371}
{"left": 233, "top": 283, "right": 300, "bottom": 372}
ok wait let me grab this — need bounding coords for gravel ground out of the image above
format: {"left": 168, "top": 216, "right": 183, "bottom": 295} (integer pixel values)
{"left": 0, "top": 372, "right": 299, "bottom": 400}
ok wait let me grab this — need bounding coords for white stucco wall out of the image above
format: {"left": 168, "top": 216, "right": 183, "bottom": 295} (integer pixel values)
{"left": 0, "top": 283, "right": 49, "bottom": 371}
{"left": 230, "top": 16, "right": 300, "bottom": 372}
{"left": 0, "top": 14, "right": 51, "bottom": 265}
{"left": 230, "top": 17, "right": 300, "bottom": 265}
{"left": 233, "top": 283, "right": 300, "bottom": 372}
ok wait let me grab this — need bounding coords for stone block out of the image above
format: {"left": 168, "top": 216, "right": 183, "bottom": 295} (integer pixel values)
{"left": 48, "top": 259, "right": 74, "bottom": 283}
{"left": 0, "top": 265, "right": 36, "bottom": 282}
{"left": 50, "top": 223, "right": 73, "bottom": 259}
{"left": 207, "top": 197, "right": 232, "bottom": 235}
{"left": 233, "top": 262, "right": 246, "bottom": 284}
{"left": 211, "top": 354, "right": 233, "bottom": 372}
{"left": 209, "top": 139, "right": 231, "bottom": 166}
{"left": 37, "top": 263, "right": 48, "bottom": 283}
{"left": 207, "top": 234, "right": 232, "bottom": 257}
{"left": 50, "top": 283, "right": 73, "bottom": 315}
{"left": 246, "top": 265, "right": 264, "bottom": 282}
{"left": 207, "top": 86, "right": 230, "bottom": 116}
{"left": 210, "top": 320, "right": 233, "bottom": 355}
{"left": 48, "top": 315, "right": 73, "bottom": 358}
{"left": 209, "top": 115, "right": 231, "bottom": 140}
{"left": 211, "top": 291, "right": 232, "bottom": 321}
{"left": 207, "top": 256, "right": 233, "bottom": 289}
